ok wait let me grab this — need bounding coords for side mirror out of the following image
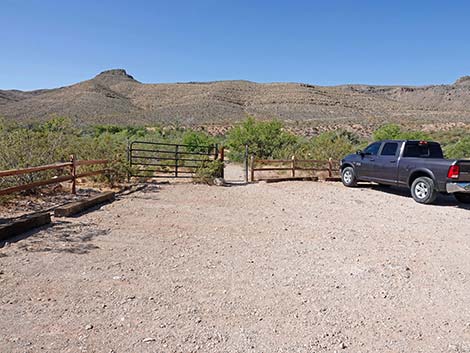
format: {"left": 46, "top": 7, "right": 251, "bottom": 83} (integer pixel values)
{"left": 356, "top": 150, "right": 364, "bottom": 155}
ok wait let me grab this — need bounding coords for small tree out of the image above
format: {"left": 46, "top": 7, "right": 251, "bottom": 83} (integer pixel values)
{"left": 226, "top": 117, "right": 297, "bottom": 161}
{"left": 182, "top": 130, "right": 215, "bottom": 152}
{"left": 311, "top": 131, "right": 356, "bottom": 161}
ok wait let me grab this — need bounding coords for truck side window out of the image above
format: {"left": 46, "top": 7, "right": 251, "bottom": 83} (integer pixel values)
{"left": 380, "top": 142, "right": 398, "bottom": 156}
{"left": 363, "top": 142, "right": 381, "bottom": 156}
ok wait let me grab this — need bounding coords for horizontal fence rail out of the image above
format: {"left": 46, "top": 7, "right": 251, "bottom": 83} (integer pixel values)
{"left": 0, "top": 155, "right": 109, "bottom": 197}
{"left": 250, "top": 156, "right": 340, "bottom": 182}
{"left": 128, "top": 141, "right": 222, "bottom": 179}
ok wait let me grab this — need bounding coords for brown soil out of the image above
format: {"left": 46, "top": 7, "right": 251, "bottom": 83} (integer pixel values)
{"left": 1, "top": 176, "right": 470, "bottom": 352}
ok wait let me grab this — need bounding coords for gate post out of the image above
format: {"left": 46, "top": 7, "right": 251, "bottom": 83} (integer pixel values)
{"left": 291, "top": 155, "right": 296, "bottom": 178}
{"left": 250, "top": 155, "right": 255, "bottom": 182}
{"left": 220, "top": 147, "right": 225, "bottom": 179}
{"left": 214, "top": 144, "right": 219, "bottom": 160}
{"left": 244, "top": 145, "right": 249, "bottom": 183}
{"left": 126, "top": 139, "right": 131, "bottom": 183}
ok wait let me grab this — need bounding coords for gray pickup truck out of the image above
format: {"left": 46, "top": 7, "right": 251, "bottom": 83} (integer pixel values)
{"left": 340, "top": 140, "right": 470, "bottom": 204}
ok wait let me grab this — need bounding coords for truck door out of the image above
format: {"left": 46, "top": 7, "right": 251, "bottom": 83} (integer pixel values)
{"left": 373, "top": 142, "right": 400, "bottom": 184}
{"left": 356, "top": 142, "right": 382, "bottom": 180}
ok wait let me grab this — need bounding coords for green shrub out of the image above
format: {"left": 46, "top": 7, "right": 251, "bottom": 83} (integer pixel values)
{"left": 226, "top": 117, "right": 297, "bottom": 161}
{"left": 311, "top": 131, "right": 357, "bottom": 161}
{"left": 444, "top": 136, "right": 470, "bottom": 159}
{"left": 373, "top": 124, "right": 430, "bottom": 141}
{"left": 193, "top": 160, "right": 224, "bottom": 184}
{"left": 182, "top": 130, "right": 216, "bottom": 152}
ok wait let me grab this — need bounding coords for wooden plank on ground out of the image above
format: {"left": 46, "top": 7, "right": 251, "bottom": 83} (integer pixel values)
{"left": 325, "top": 177, "right": 341, "bottom": 182}
{"left": 0, "top": 213, "right": 51, "bottom": 241}
{"left": 54, "top": 191, "right": 115, "bottom": 217}
{"left": 258, "top": 176, "right": 319, "bottom": 183}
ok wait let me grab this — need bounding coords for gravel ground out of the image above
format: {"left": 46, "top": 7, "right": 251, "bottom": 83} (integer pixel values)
{"left": 1, "top": 176, "right": 470, "bottom": 352}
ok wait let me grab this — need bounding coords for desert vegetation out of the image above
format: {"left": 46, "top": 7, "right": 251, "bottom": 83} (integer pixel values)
{"left": 0, "top": 117, "right": 219, "bottom": 190}
{"left": 226, "top": 118, "right": 470, "bottom": 162}
{"left": 0, "top": 117, "right": 469, "bottom": 192}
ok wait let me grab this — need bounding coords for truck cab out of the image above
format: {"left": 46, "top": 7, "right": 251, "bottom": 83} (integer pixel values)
{"left": 340, "top": 140, "right": 470, "bottom": 204}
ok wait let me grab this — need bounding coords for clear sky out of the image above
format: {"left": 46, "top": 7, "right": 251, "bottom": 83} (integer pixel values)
{"left": 1, "top": 0, "right": 470, "bottom": 90}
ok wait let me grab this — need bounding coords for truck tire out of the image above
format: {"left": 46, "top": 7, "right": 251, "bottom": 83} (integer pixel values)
{"left": 454, "top": 193, "right": 470, "bottom": 204}
{"left": 411, "top": 177, "right": 437, "bottom": 204}
{"left": 341, "top": 167, "right": 357, "bottom": 187}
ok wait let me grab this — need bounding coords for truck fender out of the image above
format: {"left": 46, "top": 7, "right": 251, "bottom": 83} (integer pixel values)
{"left": 407, "top": 168, "right": 437, "bottom": 188}
{"left": 340, "top": 163, "right": 355, "bottom": 171}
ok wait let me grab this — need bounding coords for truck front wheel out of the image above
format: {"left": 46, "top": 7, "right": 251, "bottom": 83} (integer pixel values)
{"left": 454, "top": 193, "right": 470, "bottom": 204}
{"left": 341, "top": 167, "right": 358, "bottom": 187}
{"left": 411, "top": 177, "right": 437, "bottom": 204}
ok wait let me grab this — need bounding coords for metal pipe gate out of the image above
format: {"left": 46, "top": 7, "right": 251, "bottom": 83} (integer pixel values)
{"left": 128, "top": 141, "right": 220, "bottom": 179}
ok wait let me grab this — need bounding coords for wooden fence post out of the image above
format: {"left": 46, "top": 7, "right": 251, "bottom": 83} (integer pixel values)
{"left": 244, "top": 145, "right": 249, "bottom": 183}
{"left": 328, "top": 158, "right": 333, "bottom": 178}
{"left": 250, "top": 155, "right": 255, "bottom": 182}
{"left": 291, "top": 155, "right": 296, "bottom": 178}
{"left": 175, "top": 145, "right": 179, "bottom": 178}
{"left": 126, "top": 139, "right": 131, "bottom": 183}
{"left": 70, "top": 154, "right": 77, "bottom": 194}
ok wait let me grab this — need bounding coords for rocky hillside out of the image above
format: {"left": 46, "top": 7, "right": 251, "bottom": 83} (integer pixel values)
{"left": 1, "top": 69, "right": 470, "bottom": 126}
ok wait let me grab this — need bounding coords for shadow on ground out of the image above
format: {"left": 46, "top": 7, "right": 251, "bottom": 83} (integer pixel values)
{"left": 1, "top": 220, "right": 109, "bottom": 254}
{"left": 363, "top": 184, "right": 470, "bottom": 209}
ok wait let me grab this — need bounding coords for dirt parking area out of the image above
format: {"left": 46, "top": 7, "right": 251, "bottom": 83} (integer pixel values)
{"left": 1, "top": 179, "right": 470, "bottom": 352}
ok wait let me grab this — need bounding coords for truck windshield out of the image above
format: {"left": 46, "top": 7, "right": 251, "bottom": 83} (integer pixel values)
{"left": 403, "top": 142, "right": 443, "bottom": 158}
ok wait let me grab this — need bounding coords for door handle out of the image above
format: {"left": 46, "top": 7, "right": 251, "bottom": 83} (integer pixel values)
{"left": 369, "top": 158, "right": 375, "bottom": 161}
{"left": 390, "top": 160, "right": 396, "bottom": 163}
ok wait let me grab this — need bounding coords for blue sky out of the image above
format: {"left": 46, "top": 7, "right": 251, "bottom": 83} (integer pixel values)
{"left": 1, "top": 0, "right": 470, "bottom": 90}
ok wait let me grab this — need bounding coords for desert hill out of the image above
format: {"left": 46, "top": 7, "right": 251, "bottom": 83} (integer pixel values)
{"left": 1, "top": 69, "right": 470, "bottom": 126}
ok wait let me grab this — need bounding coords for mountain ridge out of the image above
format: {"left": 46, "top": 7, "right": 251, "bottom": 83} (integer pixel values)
{"left": 1, "top": 69, "right": 470, "bottom": 126}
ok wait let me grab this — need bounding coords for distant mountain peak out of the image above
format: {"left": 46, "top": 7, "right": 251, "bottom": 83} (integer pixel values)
{"left": 93, "top": 69, "right": 139, "bottom": 83}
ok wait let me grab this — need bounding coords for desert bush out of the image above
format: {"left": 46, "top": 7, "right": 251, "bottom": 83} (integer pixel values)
{"left": 193, "top": 160, "right": 224, "bottom": 184}
{"left": 373, "top": 124, "right": 430, "bottom": 141}
{"left": 444, "top": 136, "right": 470, "bottom": 159}
{"left": 226, "top": 117, "right": 297, "bottom": 161}
{"left": 182, "top": 130, "right": 216, "bottom": 152}
{"left": 0, "top": 118, "right": 226, "bottom": 192}
{"left": 0, "top": 118, "right": 79, "bottom": 187}
{"left": 311, "top": 131, "right": 357, "bottom": 161}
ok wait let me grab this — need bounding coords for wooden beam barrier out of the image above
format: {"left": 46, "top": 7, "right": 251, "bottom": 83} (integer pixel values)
{"left": 54, "top": 191, "right": 115, "bottom": 217}
{"left": 0, "top": 213, "right": 51, "bottom": 241}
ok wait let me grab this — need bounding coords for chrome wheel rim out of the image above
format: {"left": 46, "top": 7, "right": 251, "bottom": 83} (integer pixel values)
{"left": 415, "top": 182, "right": 429, "bottom": 199}
{"left": 343, "top": 170, "right": 353, "bottom": 184}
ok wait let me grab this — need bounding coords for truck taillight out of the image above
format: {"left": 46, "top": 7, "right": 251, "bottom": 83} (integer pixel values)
{"left": 447, "top": 165, "right": 460, "bottom": 179}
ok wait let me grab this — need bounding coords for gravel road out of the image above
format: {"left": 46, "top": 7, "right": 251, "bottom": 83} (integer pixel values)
{"left": 1, "top": 179, "right": 470, "bottom": 352}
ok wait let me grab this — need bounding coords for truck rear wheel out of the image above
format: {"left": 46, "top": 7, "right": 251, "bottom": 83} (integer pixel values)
{"left": 411, "top": 177, "right": 437, "bottom": 204}
{"left": 454, "top": 193, "right": 470, "bottom": 204}
{"left": 341, "top": 167, "right": 357, "bottom": 187}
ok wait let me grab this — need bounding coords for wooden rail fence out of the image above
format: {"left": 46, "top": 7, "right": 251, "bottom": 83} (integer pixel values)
{"left": 250, "top": 156, "right": 340, "bottom": 182}
{"left": 0, "top": 155, "right": 109, "bottom": 196}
